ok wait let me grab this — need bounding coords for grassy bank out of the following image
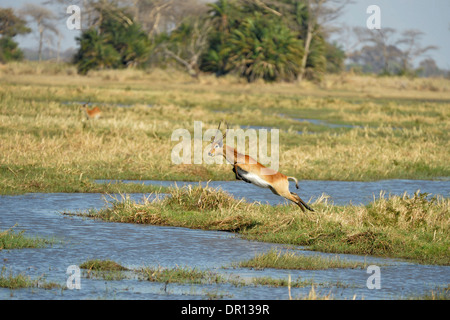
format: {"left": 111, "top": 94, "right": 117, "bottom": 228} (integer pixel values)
{"left": 72, "top": 185, "right": 450, "bottom": 265}
{"left": 1, "top": 62, "right": 449, "bottom": 194}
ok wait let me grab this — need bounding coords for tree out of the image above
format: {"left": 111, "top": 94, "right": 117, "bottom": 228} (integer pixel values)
{"left": 74, "top": 2, "right": 151, "bottom": 74}
{"left": 0, "top": 37, "right": 25, "bottom": 62}
{"left": 200, "top": 0, "right": 241, "bottom": 75}
{"left": 201, "top": 1, "right": 309, "bottom": 82}
{"left": 348, "top": 27, "right": 402, "bottom": 75}
{"left": 227, "top": 12, "right": 304, "bottom": 82}
{"left": 0, "top": 8, "right": 30, "bottom": 63}
{"left": 347, "top": 27, "right": 439, "bottom": 76}
{"left": 0, "top": 8, "right": 31, "bottom": 37}
{"left": 417, "top": 58, "right": 444, "bottom": 78}
{"left": 160, "top": 16, "right": 212, "bottom": 78}
{"left": 324, "top": 41, "right": 345, "bottom": 73}
{"left": 395, "top": 29, "right": 437, "bottom": 75}
{"left": 74, "top": 28, "right": 121, "bottom": 74}
{"left": 268, "top": 0, "right": 351, "bottom": 81}
{"left": 19, "top": 4, "right": 57, "bottom": 61}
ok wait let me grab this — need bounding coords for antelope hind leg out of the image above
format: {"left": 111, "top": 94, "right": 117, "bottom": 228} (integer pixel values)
{"left": 290, "top": 192, "right": 314, "bottom": 212}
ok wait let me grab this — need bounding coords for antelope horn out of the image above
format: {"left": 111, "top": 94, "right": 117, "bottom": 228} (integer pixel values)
{"left": 222, "top": 122, "right": 229, "bottom": 139}
{"left": 211, "top": 121, "right": 222, "bottom": 142}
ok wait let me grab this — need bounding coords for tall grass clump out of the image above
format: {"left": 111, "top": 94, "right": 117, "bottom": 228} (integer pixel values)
{"left": 161, "top": 184, "right": 245, "bottom": 211}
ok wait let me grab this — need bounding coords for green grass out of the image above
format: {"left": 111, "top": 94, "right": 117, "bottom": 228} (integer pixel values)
{"left": 235, "top": 249, "right": 366, "bottom": 270}
{"left": 79, "top": 259, "right": 128, "bottom": 271}
{"left": 79, "top": 259, "right": 130, "bottom": 281}
{"left": 0, "top": 226, "right": 55, "bottom": 250}
{"left": 0, "top": 164, "right": 168, "bottom": 195}
{"left": 250, "top": 276, "right": 316, "bottom": 288}
{"left": 0, "top": 267, "right": 62, "bottom": 290}
{"left": 139, "top": 266, "right": 227, "bottom": 285}
{"left": 75, "top": 259, "right": 346, "bottom": 290}
{"left": 53, "top": 258, "right": 449, "bottom": 299}
{"left": 72, "top": 185, "right": 450, "bottom": 265}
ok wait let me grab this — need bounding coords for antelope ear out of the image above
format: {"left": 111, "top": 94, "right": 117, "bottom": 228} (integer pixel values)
{"left": 210, "top": 135, "right": 215, "bottom": 142}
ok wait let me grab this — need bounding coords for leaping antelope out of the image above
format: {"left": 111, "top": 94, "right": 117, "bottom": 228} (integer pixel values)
{"left": 208, "top": 122, "right": 314, "bottom": 212}
{"left": 81, "top": 103, "right": 101, "bottom": 120}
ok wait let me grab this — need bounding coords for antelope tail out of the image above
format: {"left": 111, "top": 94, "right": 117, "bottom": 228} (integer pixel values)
{"left": 287, "top": 176, "right": 299, "bottom": 189}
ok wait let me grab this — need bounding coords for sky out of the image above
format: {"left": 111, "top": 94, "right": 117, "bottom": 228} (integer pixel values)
{"left": 2, "top": 0, "right": 449, "bottom": 69}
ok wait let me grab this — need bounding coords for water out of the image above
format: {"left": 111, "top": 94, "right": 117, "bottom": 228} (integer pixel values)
{"left": 294, "top": 118, "right": 360, "bottom": 129}
{"left": 97, "top": 179, "right": 450, "bottom": 206}
{"left": 0, "top": 179, "right": 449, "bottom": 300}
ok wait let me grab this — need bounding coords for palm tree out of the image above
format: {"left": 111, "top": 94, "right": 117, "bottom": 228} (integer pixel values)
{"left": 207, "top": 0, "right": 234, "bottom": 34}
{"left": 227, "top": 12, "right": 304, "bottom": 82}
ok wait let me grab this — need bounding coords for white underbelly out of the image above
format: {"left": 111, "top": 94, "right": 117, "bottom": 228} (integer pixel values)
{"left": 241, "top": 172, "right": 270, "bottom": 188}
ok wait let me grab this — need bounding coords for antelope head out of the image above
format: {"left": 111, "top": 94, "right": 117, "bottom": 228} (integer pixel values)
{"left": 208, "top": 121, "right": 228, "bottom": 157}
{"left": 80, "top": 98, "right": 91, "bottom": 111}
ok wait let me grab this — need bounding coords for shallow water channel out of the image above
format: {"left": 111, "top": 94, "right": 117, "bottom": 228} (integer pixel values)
{"left": 0, "top": 179, "right": 449, "bottom": 300}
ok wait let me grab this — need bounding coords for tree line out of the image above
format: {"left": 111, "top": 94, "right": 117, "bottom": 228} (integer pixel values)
{"left": 0, "top": 0, "right": 446, "bottom": 81}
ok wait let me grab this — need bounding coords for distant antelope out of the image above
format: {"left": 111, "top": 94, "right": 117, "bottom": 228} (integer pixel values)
{"left": 208, "top": 122, "right": 314, "bottom": 212}
{"left": 81, "top": 103, "right": 101, "bottom": 120}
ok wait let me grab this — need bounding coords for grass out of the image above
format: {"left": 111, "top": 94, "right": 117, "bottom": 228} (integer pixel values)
{"left": 140, "top": 266, "right": 227, "bottom": 285}
{"left": 0, "top": 164, "right": 168, "bottom": 195}
{"left": 0, "top": 62, "right": 449, "bottom": 195}
{"left": 235, "top": 249, "right": 366, "bottom": 270}
{"left": 0, "top": 226, "right": 55, "bottom": 250}
{"left": 75, "top": 259, "right": 348, "bottom": 290}
{"left": 0, "top": 267, "right": 61, "bottom": 290}
{"left": 413, "top": 286, "right": 450, "bottom": 300}
{"left": 73, "top": 185, "right": 450, "bottom": 265}
{"left": 34, "top": 257, "right": 448, "bottom": 299}
{"left": 79, "top": 259, "right": 130, "bottom": 281}
{"left": 79, "top": 259, "right": 129, "bottom": 271}
{"left": 251, "top": 276, "right": 316, "bottom": 288}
